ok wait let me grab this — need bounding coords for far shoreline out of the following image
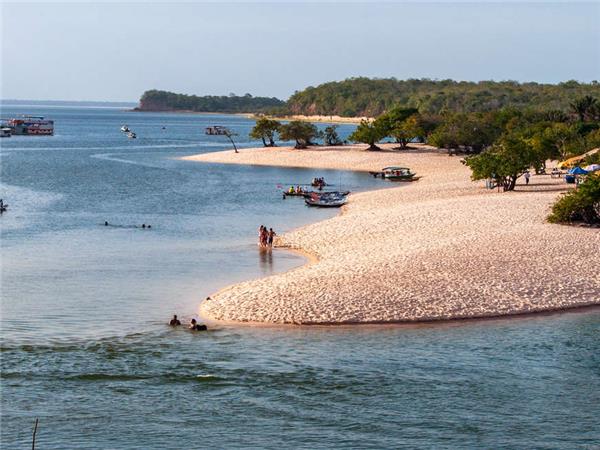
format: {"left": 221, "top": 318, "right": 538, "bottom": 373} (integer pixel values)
{"left": 129, "top": 108, "right": 368, "bottom": 124}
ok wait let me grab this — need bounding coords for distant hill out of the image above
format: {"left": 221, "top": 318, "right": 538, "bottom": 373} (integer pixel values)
{"left": 285, "top": 78, "right": 600, "bottom": 117}
{"left": 136, "top": 90, "right": 285, "bottom": 113}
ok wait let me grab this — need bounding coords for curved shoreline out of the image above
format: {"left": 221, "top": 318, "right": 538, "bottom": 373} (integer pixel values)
{"left": 184, "top": 144, "right": 600, "bottom": 325}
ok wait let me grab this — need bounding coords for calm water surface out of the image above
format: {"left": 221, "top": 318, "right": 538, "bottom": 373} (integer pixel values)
{"left": 1, "top": 106, "right": 599, "bottom": 449}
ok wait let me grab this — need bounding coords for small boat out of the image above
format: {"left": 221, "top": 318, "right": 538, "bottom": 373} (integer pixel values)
{"left": 283, "top": 189, "right": 349, "bottom": 198}
{"left": 305, "top": 191, "right": 348, "bottom": 207}
{"left": 127, "top": 131, "right": 137, "bottom": 139}
{"left": 381, "top": 167, "right": 417, "bottom": 181}
{"left": 205, "top": 126, "right": 229, "bottom": 136}
{"left": 0, "top": 127, "right": 11, "bottom": 138}
{"left": 283, "top": 190, "right": 310, "bottom": 197}
{"left": 311, "top": 177, "right": 328, "bottom": 187}
{"left": 120, "top": 125, "right": 130, "bottom": 132}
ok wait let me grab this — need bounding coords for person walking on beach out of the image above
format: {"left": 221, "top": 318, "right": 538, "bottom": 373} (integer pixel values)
{"left": 267, "top": 228, "right": 276, "bottom": 247}
{"left": 524, "top": 171, "right": 530, "bottom": 185}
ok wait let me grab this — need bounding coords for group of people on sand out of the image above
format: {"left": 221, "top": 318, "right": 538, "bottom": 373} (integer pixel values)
{"left": 258, "top": 225, "right": 276, "bottom": 247}
{"left": 169, "top": 314, "right": 207, "bottom": 331}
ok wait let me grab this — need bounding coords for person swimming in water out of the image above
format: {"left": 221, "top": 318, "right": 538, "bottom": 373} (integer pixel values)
{"left": 189, "top": 318, "right": 207, "bottom": 331}
{"left": 169, "top": 315, "right": 181, "bottom": 326}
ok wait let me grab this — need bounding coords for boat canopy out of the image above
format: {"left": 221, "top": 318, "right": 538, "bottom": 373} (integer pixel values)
{"left": 383, "top": 167, "right": 411, "bottom": 172}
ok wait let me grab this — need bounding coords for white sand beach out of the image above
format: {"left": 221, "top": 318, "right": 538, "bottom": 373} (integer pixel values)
{"left": 183, "top": 144, "right": 600, "bottom": 324}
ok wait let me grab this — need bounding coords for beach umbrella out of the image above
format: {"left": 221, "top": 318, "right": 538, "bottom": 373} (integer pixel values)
{"left": 583, "top": 164, "right": 600, "bottom": 172}
{"left": 568, "top": 166, "right": 589, "bottom": 175}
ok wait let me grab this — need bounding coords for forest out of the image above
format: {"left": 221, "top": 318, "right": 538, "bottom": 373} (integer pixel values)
{"left": 136, "top": 90, "right": 284, "bottom": 113}
{"left": 284, "top": 78, "right": 600, "bottom": 117}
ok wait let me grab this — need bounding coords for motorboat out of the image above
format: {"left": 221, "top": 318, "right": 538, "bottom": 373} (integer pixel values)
{"left": 305, "top": 191, "right": 348, "bottom": 207}
{"left": 283, "top": 189, "right": 349, "bottom": 198}
{"left": 127, "top": 131, "right": 137, "bottom": 139}
{"left": 381, "top": 167, "right": 417, "bottom": 181}
{"left": 121, "top": 125, "right": 130, "bottom": 132}
{"left": 0, "top": 127, "right": 11, "bottom": 138}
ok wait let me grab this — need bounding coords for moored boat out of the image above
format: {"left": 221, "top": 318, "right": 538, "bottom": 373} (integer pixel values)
{"left": 0, "top": 127, "right": 11, "bottom": 138}
{"left": 381, "top": 166, "right": 417, "bottom": 181}
{"left": 3, "top": 116, "right": 54, "bottom": 136}
{"left": 120, "top": 125, "right": 130, "bottom": 132}
{"left": 305, "top": 191, "right": 348, "bottom": 207}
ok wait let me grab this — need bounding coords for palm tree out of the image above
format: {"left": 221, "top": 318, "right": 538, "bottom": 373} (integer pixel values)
{"left": 570, "top": 95, "right": 598, "bottom": 122}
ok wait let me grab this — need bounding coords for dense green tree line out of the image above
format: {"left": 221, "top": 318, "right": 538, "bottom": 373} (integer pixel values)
{"left": 137, "top": 90, "right": 284, "bottom": 113}
{"left": 285, "top": 78, "right": 600, "bottom": 117}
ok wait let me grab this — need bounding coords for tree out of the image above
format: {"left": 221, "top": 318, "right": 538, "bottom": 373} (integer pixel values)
{"left": 378, "top": 107, "right": 419, "bottom": 132}
{"left": 463, "top": 132, "right": 540, "bottom": 191}
{"left": 428, "top": 112, "right": 502, "bottom": 153}
{"left": 323, "top": 125, "right": 343, "bottom": 146}
{"left": 541, "top": 123, "right": 582, "bottom": 160}
{"left": 348, "top": 119, "right": 388, "bottom": 151}
{"left": 249, "top": 117, "right": 281, "bottom": 147}
{"left": 279, "top": 121, "right": 319, "bottom": 149}
{"left": 570, "top": 95, "right": 598, "bottom": 121}
{"left": 223, "top": 129, "right": 239, "bottom": 153}
{"left": 390, "top": 115, "right": 426, "bottom": 149}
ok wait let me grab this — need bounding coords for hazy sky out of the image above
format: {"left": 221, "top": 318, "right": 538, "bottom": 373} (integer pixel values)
{"left": 2, "top": 2, "right": 599, "bottom": 102}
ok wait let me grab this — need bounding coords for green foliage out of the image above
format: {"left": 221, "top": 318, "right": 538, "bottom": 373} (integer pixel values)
{"left": 323, "top": 125, "right": 343, "bottom": 146}
{"left": 377, "top": 107, "right": 419, "bottom": 132}
{"left": 463, "top": 132, "right": 539, "bottom": 191}
{"left": 348, "top": 119, "right": 388, "bottom": 150}
{"left": 541, "top": 123, "right": 584, "bottom": 160}
{"left": 286, "top": 78, "right": 600, "bottom": 117}
{"left": 390, "top": 115, "right": 426, "bottom": 148}
{"left": 570, "top": 95, "right": 599, "bottom": 122}
{"left": 249, "top": 117, "right": 281, "bottom": 147}
{"left": 428, "top": 112, "right": 504, "bottom": 153}
{"left": 278, "top": 121, "right": 319, "bottom": 149}
{"left": 138, "top": 90, "right": 284, "bottom": 113}
{"left": 548, "top": 175, "right": 600, "bottom": 224}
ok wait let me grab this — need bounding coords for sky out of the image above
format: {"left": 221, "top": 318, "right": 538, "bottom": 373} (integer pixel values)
{"left": 2, "top": 1, "right": 599, "bottom": 102}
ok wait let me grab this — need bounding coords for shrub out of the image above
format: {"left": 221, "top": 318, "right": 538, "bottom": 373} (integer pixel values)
{"left": 548, "top": 175, "right": 600, "bottom": 224}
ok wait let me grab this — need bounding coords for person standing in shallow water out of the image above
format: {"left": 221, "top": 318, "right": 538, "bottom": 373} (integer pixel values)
{"left": 259, "top": 225, "right": 268, "bottom": 247}
{"left": 169, "top": 315, "right": 181, "bottom": 326}
{"left": 268, "top": 228, "right": 276, "bottom": 247}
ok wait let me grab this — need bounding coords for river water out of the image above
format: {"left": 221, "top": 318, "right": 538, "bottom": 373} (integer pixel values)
{"left": 1, "top": 106, "right": 599, "bottom": 449}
